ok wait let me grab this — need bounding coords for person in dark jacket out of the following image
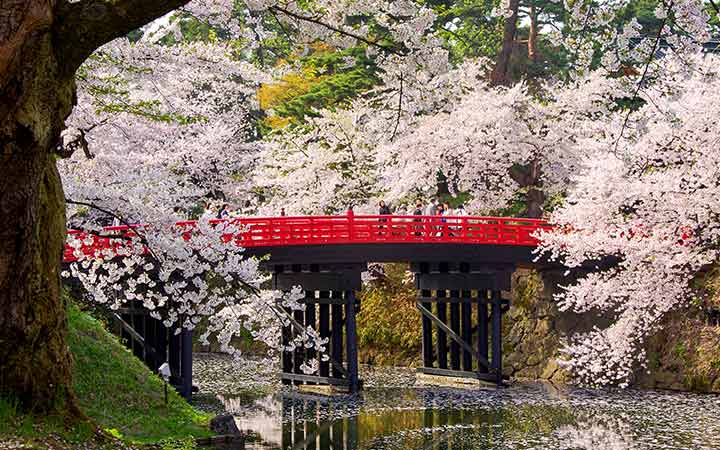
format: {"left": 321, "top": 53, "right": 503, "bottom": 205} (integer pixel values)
{"left": 413, "top": 200, "right": 424, "bottom": 236}
{"left": 378, "top": 200, "right": 391, "bottom": 215}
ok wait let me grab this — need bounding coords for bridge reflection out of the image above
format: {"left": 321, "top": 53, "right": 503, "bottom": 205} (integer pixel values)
{"left": 223, "top": 390, "right": 514, "bottom": 450}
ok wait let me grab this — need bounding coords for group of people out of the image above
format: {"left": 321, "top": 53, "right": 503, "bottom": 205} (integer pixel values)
{"left": 376, "top": 199, "right": 467, "bottom": 217}
{"left": 200, "top": 200, "right": 254, "bottom": 221}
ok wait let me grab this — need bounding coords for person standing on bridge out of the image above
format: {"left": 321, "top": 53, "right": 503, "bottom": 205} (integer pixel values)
{"left": 413, "top": 200, "right": 423, "bottom": 236}
{"left": 217, "top": 203, "right": 230, "bottom": 220}
{"left": 378, "top": 200, "right": 391, "bottom": 236}
{"left": 424, "top": 199, "right": 437, "bottom": 216}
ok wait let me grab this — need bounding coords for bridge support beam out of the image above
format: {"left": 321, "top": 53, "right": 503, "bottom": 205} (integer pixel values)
{"left": 116, "top": 303, "right": 193, "bottom": 399}
{"left": 412, "top": 263, "right": 513, "bottom": 386}
{"left": 273, "top": 263, "right": 365, "bottom": 393}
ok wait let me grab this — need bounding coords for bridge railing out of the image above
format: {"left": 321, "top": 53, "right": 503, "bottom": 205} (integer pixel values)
{"left": 64, "top": 215, "right": 552, "bottom": 262}
{"left": 233, "top": 215, "right": 551, "bottom": 247}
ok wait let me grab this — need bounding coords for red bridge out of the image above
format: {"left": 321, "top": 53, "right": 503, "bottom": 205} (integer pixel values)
{"left": 63, "top": 215, "right": 553, "bottom": 395}
{"left": 64, "top": 214, "right": 550, "bottom": 263}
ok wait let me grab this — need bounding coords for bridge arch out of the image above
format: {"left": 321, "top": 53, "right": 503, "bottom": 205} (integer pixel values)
{"left": 65, "top": 214, "right": 552, "bottom": 395}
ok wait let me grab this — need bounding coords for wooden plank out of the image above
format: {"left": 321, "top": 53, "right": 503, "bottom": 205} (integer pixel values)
{"left": 420, "top": 289, "right": 434, "bottom": 368}
{"left": 331, "top": 291, "right": 344, "bottom": 380}
{"left": 417, "top": 367, "right": 506, "bottom": 383}
{"left": 305, "top": 292, "right": 317, "bottom": 385}
{"left": 282, "top": 306, "right": 293, "bottom": 383}
{"left": 436, "top": 290, "right": 448, "bottom": 370}
{"left": 293, "top": 308, "right": 305, "bottom": 384}
{"left": 461, "top": 290, "right": 473, "bottom": 372}
{"left": 345, "top": 291, "right": 360, "bottom": 393}
{"left": 318, "top": 294, "right": 331, "bottom": 378}
{"left": 280, "top": 373, "right": 351, "bottom": 386}
{"left": 112, "top": 313, "right": 158, "bottom": 358}
{"left": 478, "top": 291, "right": 489, "bottom": 373}
{"left": 491, "top": 290, "right": 503, "bottom": 385}
{"left": 449, "top": 290, "right": 461, "bottom": 370}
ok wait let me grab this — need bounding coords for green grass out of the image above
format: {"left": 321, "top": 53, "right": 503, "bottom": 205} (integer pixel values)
{"left": 0, "top": 303, "right": 212, "bottom": 448}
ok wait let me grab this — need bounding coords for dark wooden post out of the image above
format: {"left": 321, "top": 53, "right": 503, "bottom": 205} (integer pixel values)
{"left": 461, "top": 290, "right": 473, "bottom": 372}
{"left": 305, "top": 291, "right": 317, "bottom": 385}
{"left": 436, "top": 289, "right": 448, "bottom": 369}
{"left": 318, "top": 292, "right": 331, "bottom": 378}
{"left": 331, "top": 291, "right": 344, "bottom": 379}
{"left": 132, "top": 308, "right": 145, "bottom": 361}
{"left": 293, "top": 306, "right": 305, "bottom": 385}
{"left": 478, "top": 290, "right": 489, "bottom": 374}
{"left": 281, "top": 305, "right": 293, "bottom": 383}
{"left": 421, "top": 288, "right": 434, "bottom": 368}
{"left": 491, "top": 290, "right": 503, "bottom": 385}
{"left": 180, "top": 328, "right": 193, "bottom": 400}
{"left": 449, "top": 290, "right": 461, "bottom": 370}
{"left": 345, "top": 290, "right": 360, "bottom": 393}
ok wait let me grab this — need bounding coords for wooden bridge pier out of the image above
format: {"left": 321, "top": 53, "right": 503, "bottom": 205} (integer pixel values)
{"left": 272, "top": 263, "right": 366, "bottom": 393}
{"left": 114, "top": 303, "right": 194, "bottom": 399}
{"left": 412, "top": 262, "right": 512, "bottom": 386}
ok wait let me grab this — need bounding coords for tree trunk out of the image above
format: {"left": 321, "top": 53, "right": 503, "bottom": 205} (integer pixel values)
{"left": 528, "top": 4, "right": 539, "bottom": 63}
{"left": 509, "top": 160, "right": 545, "bottom": 218}
{"left": 0, "top": 1, "right": 78, "bottom": 413}
{"left": 0, "top": 0, "right": 190, "bottom": 414}
{"left": 490, "top": 0, "right": 520, "bottom": 86}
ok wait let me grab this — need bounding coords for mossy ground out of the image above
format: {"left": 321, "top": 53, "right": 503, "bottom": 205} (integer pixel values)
{"left": 0, "top": 303, "right": 212, "bottom": 449}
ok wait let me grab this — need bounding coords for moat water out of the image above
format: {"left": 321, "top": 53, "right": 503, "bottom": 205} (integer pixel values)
{"left": 194, "top": 355, "right": 720, "bottom": 450}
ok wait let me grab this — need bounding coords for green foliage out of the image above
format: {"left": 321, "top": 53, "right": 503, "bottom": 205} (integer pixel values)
{"left": 159, "top": 436, "right": 198, "bottom": 450}
{"left": 427, "top": 0, "right": 502, "bottom": 63}
{"left": 259, "top": 46, "right": 380, "bottom": 129}
{"left": 357, "top": 264, "right": 422, "bottom": 365}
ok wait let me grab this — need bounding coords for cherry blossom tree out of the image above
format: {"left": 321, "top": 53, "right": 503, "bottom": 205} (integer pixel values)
{"left": 60, "top": 39, "right": 323, "bottom": 364}
{"left": 537, "top": 55, "right": 720, "bottom": 387}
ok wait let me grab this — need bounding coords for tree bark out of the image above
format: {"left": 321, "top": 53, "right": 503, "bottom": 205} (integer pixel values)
{"left": 509, "top": 160, "right": 545, "bottom": 218}
{"left": 0, "top": 0, "right": 190, "bottom": 414}
{"left": 528, "top": 3, "right": 539, "bottom": 63}
{"left": 490, "top": 0, "right": 520, "bottom": 86}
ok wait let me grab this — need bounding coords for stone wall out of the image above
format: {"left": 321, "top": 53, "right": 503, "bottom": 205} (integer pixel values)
{"left": 503, "top": 268, "right": 595, "bottom": 383}
{"left": 503, "top": 268, "right": 720, "bottom": 393}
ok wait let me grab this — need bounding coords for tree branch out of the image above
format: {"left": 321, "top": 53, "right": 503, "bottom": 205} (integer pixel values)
{"left": 269, "top": 5, "right": 405, "bottom": 56}
{"left": 54, "top": 0, "right": 192, "bottom": 78}
{"left": 613, "top": 6, "right": 670, "bottom": 152}
{"left": 390, "top": 74, "right": 404, "bottom": 141}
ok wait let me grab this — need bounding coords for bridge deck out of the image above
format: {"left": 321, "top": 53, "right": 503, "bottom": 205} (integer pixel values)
{"left": 64, "top": 215, "right": 551, "bottom": 264}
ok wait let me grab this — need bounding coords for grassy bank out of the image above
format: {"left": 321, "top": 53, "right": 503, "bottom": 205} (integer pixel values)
{"left": 0, "top": 303, "right": 211, "bottom": 449}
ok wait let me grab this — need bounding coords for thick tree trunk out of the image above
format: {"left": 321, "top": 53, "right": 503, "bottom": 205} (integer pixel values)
{"left": 528, "top": 4, "right": 539, "bottom": 63}
{"left": 0, "top": 1, "right": 78, "bottom": 413}
{"left": 490, "top": 0, "right": 520, "bottom": 86}
{"left": 0, "top": 0, "right": 192, "bottom": 414}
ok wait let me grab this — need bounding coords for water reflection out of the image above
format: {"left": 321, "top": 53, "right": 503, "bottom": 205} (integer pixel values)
{"left": 215, "top": 385, "right": 720, "bottom": 450}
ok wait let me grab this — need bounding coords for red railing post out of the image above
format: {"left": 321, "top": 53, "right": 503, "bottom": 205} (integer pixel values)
{"left": 347, "top": 211, "right": 354, "bottom": 242}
